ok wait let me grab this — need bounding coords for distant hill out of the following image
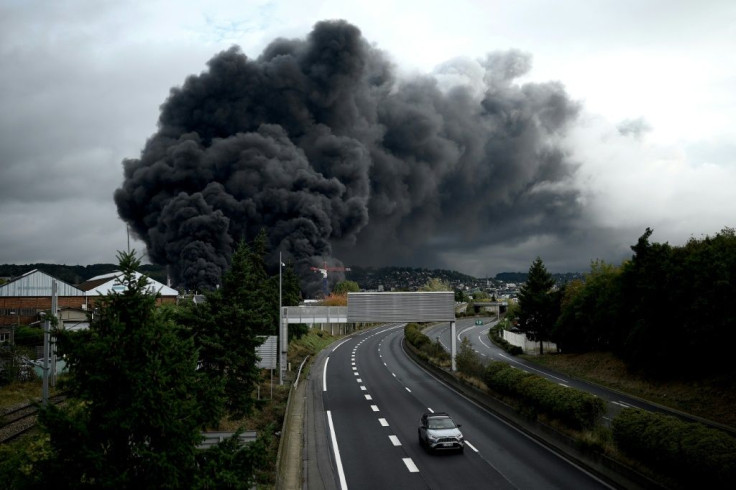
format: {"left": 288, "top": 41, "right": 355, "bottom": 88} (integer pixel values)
{"left": 495, "top": 271, "right": 584, "bottom": 284}
{"left": 347, "top": 266, "right": 479, "bottom": 291}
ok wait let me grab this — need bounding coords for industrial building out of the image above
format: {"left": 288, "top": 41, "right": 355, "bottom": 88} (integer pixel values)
{"left": 0, "top": 269, "right": 178, "bottom": 342}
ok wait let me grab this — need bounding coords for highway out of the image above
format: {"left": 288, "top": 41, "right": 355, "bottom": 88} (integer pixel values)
{"left": 306, "top": 324, "right": 613, "bottom": 489}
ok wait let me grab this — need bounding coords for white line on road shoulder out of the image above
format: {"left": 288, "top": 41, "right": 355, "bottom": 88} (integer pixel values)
{"left": 323, "top": 357, "right": 329, "bottom": 392}
{"left": 332, "top": 339, "right": 349, "bottom": 352}
{"left": 327, "top": 411, "right": 349, "bottom": 490}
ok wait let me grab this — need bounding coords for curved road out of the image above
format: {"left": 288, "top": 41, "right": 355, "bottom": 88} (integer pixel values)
{"left": 306, "top": 324, "right": 613, "bottom": 489}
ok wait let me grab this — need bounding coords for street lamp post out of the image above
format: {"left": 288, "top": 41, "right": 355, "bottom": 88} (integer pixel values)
{"left": 279, "top": 252, "right": 284, "bottom": 385}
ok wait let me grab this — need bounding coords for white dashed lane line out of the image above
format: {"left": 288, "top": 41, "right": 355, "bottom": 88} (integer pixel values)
{"left": 403, "top": 458, "right": 420, "bottom": 473}
{"left": 389, "top": 435, "right": 401, "bottom": 446}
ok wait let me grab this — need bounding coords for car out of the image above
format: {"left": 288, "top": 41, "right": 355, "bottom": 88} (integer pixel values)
{"left": 418, "top": 412, "right": 464, "bottom": 453}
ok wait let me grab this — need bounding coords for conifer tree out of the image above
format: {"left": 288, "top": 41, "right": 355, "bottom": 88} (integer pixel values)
{"left": 36, "top": 251, "right": 227, "bottom": 488}
{"left": 517, "top": 257, "right": 557, "bottom": 354}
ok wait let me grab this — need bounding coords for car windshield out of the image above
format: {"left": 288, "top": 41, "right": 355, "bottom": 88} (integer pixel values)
{"left": 428, "top": 418, "right": 455, "bottom": 430}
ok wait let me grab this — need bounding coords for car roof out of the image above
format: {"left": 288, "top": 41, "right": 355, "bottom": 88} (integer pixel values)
{"left": 423, "top": 412, "right": 451, "bottom": 418}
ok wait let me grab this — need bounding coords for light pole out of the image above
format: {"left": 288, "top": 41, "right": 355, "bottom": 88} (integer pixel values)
{"left": 279, "top": 252, "right": 284, "bottom": 385}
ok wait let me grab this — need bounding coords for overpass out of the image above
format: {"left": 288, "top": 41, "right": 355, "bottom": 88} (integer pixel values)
{"left": 279, "top": 292, "right": 457, "bottom": 383}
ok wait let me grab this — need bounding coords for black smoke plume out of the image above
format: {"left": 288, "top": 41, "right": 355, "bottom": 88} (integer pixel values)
{"left": 114, "top": 20, "right": 581, "bottom": 294}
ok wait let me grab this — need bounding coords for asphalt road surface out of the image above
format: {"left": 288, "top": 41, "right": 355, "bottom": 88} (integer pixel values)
{"left": 306, "top": 324, "right": 613, "bottom": 490}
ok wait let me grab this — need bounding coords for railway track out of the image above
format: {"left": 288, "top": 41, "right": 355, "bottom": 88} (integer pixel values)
{"left": 0, "top": 394, "right": 67, "bottom": 444}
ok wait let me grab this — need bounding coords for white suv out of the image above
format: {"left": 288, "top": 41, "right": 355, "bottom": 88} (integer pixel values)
{"left": 418, "top": 412, "right": 464, "bottom": 453}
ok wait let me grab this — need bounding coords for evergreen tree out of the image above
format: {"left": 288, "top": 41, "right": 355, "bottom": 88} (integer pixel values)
{"left": 185, "top": 236, "right": 268, "bottom": 419}
{"left": 516, "top": 257, "right": 557, "bottom": 354}
{"left": 36, "top": 251, "right": 229, "bottom": 488}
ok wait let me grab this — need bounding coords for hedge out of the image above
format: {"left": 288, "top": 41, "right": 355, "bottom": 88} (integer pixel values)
{"left": 488, "top": 324, "right": 523, "bottom": 356}
{"left": 612, "top": 408, "right": 736, "bottom": 487}
{"left": 483, "top": 361, "right": 605, "bottom": 429}
{"left": 404, "top": 324, "right": 450, "bottom": 363}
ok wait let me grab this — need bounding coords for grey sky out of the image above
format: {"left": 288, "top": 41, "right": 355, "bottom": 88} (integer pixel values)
{"left": 1, "top": 0, "right": 734, "bottom": 276}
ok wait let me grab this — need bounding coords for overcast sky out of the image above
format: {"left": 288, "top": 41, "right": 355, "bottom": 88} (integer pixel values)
{"left": 1, "top": 0, "right": 735, "bottom": 277}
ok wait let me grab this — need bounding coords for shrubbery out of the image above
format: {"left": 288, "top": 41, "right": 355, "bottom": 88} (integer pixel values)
{"left": 488, "top": 324, "right": 523, "bottom": 355}
{"left": 612, "top": 408, "right": 736, "bottom": 487}
{"left": 404, "top": 323, "right": 450, "bottom": 364}
{"left": 484, "top": 361, "right": 605, "bottom": 429}
{"left": 455, "top": 337, "right": 485, "bottom": 378}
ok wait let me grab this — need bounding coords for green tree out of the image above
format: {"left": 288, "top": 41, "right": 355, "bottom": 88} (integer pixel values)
{"left": 554, "top": 261, "right": 625, "bottom": 352}
{"left": 184, "top": 236, "right": 268, "bottom": 419}
{"left": 333, "top": 280, "right": 360, "bottom": 295}
{"left": 35, "top": 251, "right": 236, "bottom": 488}
{"left": 419, "top": 278, "right": 451, "bottom": 291}
{"left": 516, "top": 257, "right": 557, "bottom": 354}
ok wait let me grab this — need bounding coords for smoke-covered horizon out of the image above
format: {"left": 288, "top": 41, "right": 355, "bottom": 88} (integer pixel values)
{"left": 114, "top": 19, "right": 583, "bottom": 294}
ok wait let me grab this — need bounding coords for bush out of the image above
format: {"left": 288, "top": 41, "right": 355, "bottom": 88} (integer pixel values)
{"left": 488, "top": 324, "right": 523, "bottom": 356}
{"left": 455, "top": 337, "right": 485, "bottom": 378}
{"left": 404, "top": 324, "right": 450, "bottom": 364}
{"left": 484, "top": 361, "right": 605, "bottom": 429}
{"left": 612, "top": 408, "right": 736, "bottom": 487}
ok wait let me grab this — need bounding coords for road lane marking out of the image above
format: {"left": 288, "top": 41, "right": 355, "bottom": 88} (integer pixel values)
{"left": 389, "top": 435, "right": 401, "bottom": 446}
{"left": 326, "top": 411, "right": 349, "bottom": 490}
{"left": 465, "top": 441, "right": 478, "bottom": 452}
{"left": 427, "top": 407, "right": 434, "bottom": 413}
{"left": 402, "top": 458, "right": 419, "bottom": 473}
{"left": 332, "top": 339, "right": 349, "bottom": 352}
{"left": 371, "top": 405, "right": 380, "bottom": 412}
{"left": 357, "top": 378, "right": 362, "bottom": 382}
{"left": 379, "top": 418, "right": 389, "bottom": 426}
{"left": 360, "top": 386, "right": 367, "bottom": 391}
{"left": 365, "top": 394, "right": 372, "bottom": 400}
{"left": 323, "top": 357, "right": 329, "bottom": 392}
{"left": 498, "top": 353, "right": 568, "bottom": 383}
{"left": 559, "top": 383, "right": 570, "bottom": 388}
{"left": 405, "top": 387, "right": 412, "bottom": 393}
{"left": 612, "top": 401, "right": 631, "bottom": 408}
{"left": 353, "top": 372, "right": 359, "bottom": 376}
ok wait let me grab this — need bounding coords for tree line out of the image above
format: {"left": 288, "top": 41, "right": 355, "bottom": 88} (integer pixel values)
{"left": 513, "top": 227, "right": 736, "bottom": 377}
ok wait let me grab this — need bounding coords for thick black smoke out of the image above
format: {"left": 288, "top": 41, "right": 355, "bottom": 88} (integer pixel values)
{"left": 115, "top": 20, "right": 581, "bottom": 294}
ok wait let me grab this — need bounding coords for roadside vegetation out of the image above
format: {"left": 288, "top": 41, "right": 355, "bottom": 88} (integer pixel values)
{"left": 0, "top": 231, "right": 305, "bottom": 489}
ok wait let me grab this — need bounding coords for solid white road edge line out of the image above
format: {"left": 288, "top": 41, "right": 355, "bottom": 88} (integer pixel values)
{"left": 327, "top": 411, "right": 349, "bottom": 490}
{"left": 323, "top": 357, "right": 329, "bottom": 392}
{"left": 332, "top": 339, "right": 349, "bottom": 352}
